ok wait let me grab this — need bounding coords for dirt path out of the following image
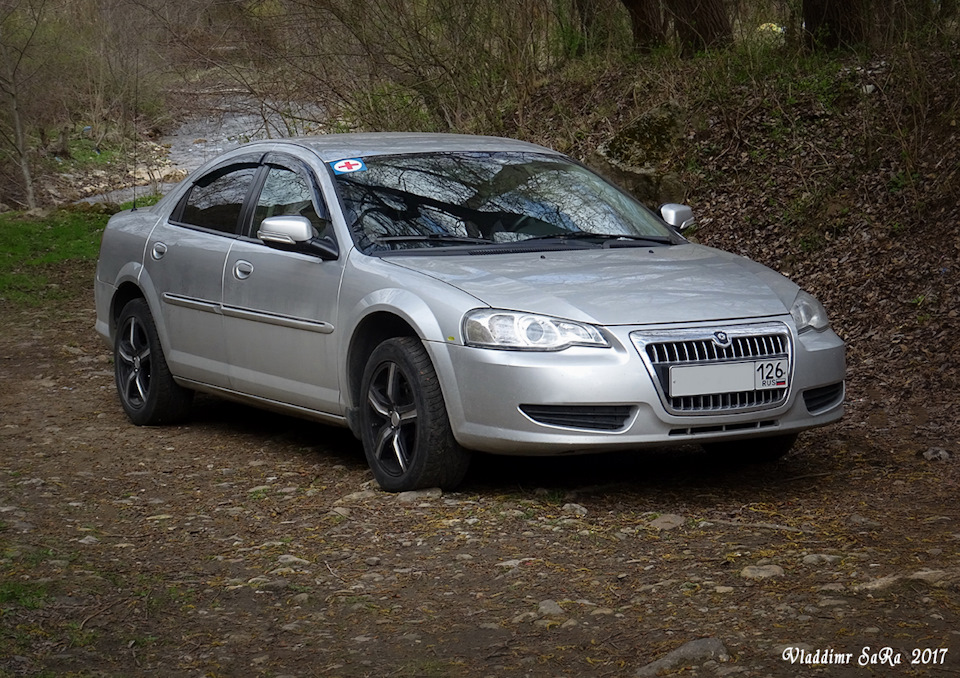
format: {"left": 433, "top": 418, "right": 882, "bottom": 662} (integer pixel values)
{"left": 1, "top": 274, "right": 958, "bottom": 677}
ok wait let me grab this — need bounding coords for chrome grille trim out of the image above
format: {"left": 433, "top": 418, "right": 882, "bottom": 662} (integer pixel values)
{"left": 631, "top": 322, "right": 793, "bottom": 416}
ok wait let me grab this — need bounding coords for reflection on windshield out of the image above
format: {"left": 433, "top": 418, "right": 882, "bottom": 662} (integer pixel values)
{"left": 333, "top": 152, "right": 673, "bottom": 253}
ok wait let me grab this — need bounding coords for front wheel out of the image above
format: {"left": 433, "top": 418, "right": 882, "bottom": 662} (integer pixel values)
{"left": 114, "top": 299, "right": 193, "bottom": 425}
{"left": 702, "top": 433, "right": 799, "bottom": 464}
{"left": 359, "top": 337, "right": 470, "bottom": 492}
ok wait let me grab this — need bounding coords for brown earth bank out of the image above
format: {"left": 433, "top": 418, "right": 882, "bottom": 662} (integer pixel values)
{"left": 1, "top": 261, "right": 959, "bottom": 677}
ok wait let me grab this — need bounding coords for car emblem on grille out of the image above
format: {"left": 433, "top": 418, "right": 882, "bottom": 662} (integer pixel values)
{"left": 713, "top": 331, "right": 730, "bottom": 347}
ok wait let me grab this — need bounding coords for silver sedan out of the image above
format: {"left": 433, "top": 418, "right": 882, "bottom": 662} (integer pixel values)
{"left": 95, "top": 133, "right": 845, "bottom": 491}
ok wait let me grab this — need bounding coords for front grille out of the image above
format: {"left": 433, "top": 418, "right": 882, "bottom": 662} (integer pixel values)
{"left": 520, "top": 405, "right": 633, "bottom": 431}
{"left": 632, "top": 323, "right": 793, "bottom": 415}
{"left": 803, "top": 382, "right": 844, "bottom": 413}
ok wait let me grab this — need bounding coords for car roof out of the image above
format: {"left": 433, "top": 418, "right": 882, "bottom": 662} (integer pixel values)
{"left": 263, "top": 132, "right": 559, "bottom": 163}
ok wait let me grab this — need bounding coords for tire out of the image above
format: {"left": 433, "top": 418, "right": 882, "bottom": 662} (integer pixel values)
{"left": 114, "top": 298, "right": 193, "bottom": 425}
{"left": 702, "top": 433, "right": 798, "bottom": 464}
{"left": 359, "top": 337, "right": 471, "bottom": 492}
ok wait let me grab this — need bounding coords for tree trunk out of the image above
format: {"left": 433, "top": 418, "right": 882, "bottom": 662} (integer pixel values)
{"left": 11, "top": 91, "right": 36, "bottom": 209}
{"left": 802, "top": 0, "right": 867, "bottom": 49}
{"left": 618, "top": 0, "right": 665, "bottom": 52}
{"left": 665, "top": 0, "right": 732, "bottom": 55}
{"left": 0, "top": 56, "right": 37, "bottom": 209}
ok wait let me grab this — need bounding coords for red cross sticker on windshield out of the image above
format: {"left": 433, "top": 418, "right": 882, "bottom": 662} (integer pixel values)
{"left": 332, "top": 158, "right": 367, "bottom": 174}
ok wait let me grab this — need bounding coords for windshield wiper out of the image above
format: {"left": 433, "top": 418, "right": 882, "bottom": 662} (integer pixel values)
{"left": 372, "top": 234, "right": 495, "bottom": 246}
{"left": 520, "top": 232, "right": 674, "bottom": 246}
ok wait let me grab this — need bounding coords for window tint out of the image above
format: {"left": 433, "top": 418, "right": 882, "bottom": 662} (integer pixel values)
{"left": 252, "top": 166, "right": 330, "bottom": 239}
{"left": 179, "top": 165, "right": 258, "bottom": 234}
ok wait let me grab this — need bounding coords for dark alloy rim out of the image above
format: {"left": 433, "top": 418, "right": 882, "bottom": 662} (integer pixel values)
{"left": 116, "top": 315, "right": 152, "bottom": 410}
{"left": 366, "top": 361, "right": 419, "bottom": 477}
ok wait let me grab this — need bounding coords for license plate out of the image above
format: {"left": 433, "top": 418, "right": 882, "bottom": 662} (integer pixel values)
{"left": 669, "top": 360, "right": 788, "bottom": 397}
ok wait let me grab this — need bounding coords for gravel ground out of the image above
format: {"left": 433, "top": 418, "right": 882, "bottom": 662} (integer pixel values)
{"left": 1, "top": 276, "right": 959, "bottom": 678}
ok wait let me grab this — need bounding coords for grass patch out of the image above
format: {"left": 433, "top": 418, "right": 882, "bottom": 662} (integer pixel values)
{"left": 0, "top": 206, "right": 112, "bottom": 306}
{"left": 0, "top": 580, "right": 48, "bottom": 611}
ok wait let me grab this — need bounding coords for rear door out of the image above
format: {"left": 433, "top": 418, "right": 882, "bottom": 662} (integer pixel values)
{"left": 145, "top": 160, "right": 259, "bottom": 387}
{"left": 221, "top": 155, "right": 345, "bottom": 415}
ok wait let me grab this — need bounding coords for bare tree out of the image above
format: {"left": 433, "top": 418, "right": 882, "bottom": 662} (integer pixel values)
{"left": 0, "top": 0, "right": 50, "bottom": 208}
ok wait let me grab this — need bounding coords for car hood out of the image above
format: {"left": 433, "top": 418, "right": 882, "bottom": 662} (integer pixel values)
{"left": 386, "top": 243, "right": 799, "bottom": 326}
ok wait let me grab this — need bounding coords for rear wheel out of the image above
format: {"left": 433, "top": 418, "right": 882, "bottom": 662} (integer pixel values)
{"left": 114, "top": 299, "right": 193, "bottom": 425}
{"left": 702, "top": 433, "right": 798, "bottom": 464}
{"left": 359, "top": 337, "right": 470, "bottom": 492}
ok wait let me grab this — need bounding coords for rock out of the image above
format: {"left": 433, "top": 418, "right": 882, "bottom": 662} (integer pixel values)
{"left": 847, "top": 514, "right": 881, "bottom": 529}
{"left": 336, "top": 490, "right": 378, "bottom": 504}
{"left": 648, "top": 514, "right": 685, "bottom": 530}
{"left": 562, "top": 503, "right": 588, "bottom": 516}
{"left": 740, "top": 565, "right": 784, "bottom": 580}
{"left": 802, "top": 554, "right": 842, "bottom": 565}
{"left": 636, "top": 638, "right": 730, "bottom": 677}
{"left": 396, "top": 488, "right": 442, "bottom": 502}
{"left": 922, "top": 447, "right": 951, "bottom": 461}
{"left": 538, "top": 599, "right": 566, "bottom": 618}
{"left": 907, "top": 569, "right": 960, "bottom": 589}
{"left": 512, "top": 611, "right": 538, "bottom": 624}
{"left": 855, "top": 574, "right": 901, "bottom": 592}
{"left": 278, "top": 554, "right": 310, "bottom": 566}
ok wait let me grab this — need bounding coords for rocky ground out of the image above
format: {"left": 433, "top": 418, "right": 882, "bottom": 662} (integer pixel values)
{"left": 1, "top": 265, "right": 959, "bottom": 677}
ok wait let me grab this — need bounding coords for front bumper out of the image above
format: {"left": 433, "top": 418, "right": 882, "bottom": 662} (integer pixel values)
{"left": 429, "top": 318, "right": 845, "bottom": 455}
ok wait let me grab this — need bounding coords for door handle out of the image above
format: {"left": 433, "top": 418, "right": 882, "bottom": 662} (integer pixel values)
{"left": 151, "top": 242, "right": 167, "bottom": 260}
{"left": 233, "top": 260, "right": 254, "bottom": 280}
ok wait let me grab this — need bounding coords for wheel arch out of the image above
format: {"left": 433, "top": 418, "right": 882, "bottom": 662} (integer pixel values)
{"left": 345, "top": 311, "right": 420, "bottom": 429}
{"left": 110, "top": 282, "right": 148, "bottom": 335}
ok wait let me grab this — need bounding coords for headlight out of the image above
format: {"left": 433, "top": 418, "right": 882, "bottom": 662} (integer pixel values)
{"left": 790, "top": 290, "right": 830, "bottom": 333}
{"left": 462, "top": 309, "right": 609, "bottom": 351}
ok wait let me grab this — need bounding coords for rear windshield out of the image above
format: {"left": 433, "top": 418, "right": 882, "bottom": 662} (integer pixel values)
{"left": 330, "top": 151, "right": 674, "bottom": 253}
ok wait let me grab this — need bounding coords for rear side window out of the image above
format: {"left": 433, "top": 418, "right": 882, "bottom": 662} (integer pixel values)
{"left": 178, "top": 165, "right": 259, "bottom": 234}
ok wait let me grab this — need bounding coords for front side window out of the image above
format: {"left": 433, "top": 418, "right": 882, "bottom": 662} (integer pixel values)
{"left": 332, "top": 151, "right": 675, "bottom": 254}
{"left": 251, "top": 165, "right": 330, "bottom": 239}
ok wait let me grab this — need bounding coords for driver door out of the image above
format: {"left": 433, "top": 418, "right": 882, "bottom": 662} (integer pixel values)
{"left": 221, "top": 157, "right": 344, "bottom": 416}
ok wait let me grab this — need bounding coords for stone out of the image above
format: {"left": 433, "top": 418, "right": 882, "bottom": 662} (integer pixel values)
{"left": 397, "top": 488, "right": 442, "bottom": 502}
{"left": 648, "top": 514, "right": 685, "bottom": 530}
{"left": 922, "top": 447, "right": 951, "bottom": 461}
{"left": 636, "top": 638, "right": 730, "bottom": 677}
{"left": 538, "top": 599, "right": 566, "bottom": 618}
{"left": 847, "top": 514, "right": 881, "bottom": 529}
{"left": 336, "top": 490, "right": 378, "bottom": 504}
{"left": 278, "top": 554, "right": 310, "bottom": 565}
{"left": 741, "top": 565, "right": 784, "bottom": 580}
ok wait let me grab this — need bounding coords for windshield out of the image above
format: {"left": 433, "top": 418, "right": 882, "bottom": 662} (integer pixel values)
{"left": 331, "top": 151, "right": 675, "bottom": 253}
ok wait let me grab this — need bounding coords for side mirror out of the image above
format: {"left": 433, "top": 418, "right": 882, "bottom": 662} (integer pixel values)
{"left": 660, "top": 203, "right": 696, "bottom": 233}
{"left": 258, "top": 215, "right": 339, "bottom": 261}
